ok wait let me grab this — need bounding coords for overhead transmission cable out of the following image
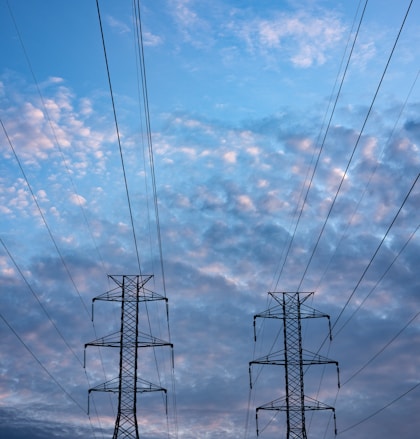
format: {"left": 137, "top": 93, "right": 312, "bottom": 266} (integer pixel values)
{"left": 331, "top": 172, "right": 419, "bottom": 333}
{"left": 4, "top": 6, "right": 116, "bottom": 427}
{"left": 273, "top": 0, "right": 369, "bottom": 292}
{"left": 314, "top": 175, "right": 418, "bottom": 436}
{"left": 319, "top": 306, "right": 419, "bottom": 439}
{"left": 259, "top": 1, "right": 367, "bottom": 390}
{"left": 313, "top": 72, "right": 419, "bottom": 432}
{"left": 0, "top": 313, "right": 89, "bottom": 416}
{"left": 0, "top": 258, "right": 107, "bottom": 439}
{"left": 95, "top": 0, "right": 142, "bottom": 274}
{"left": 255, "top": 0, "right": 368, "bottom": 379}
{"left": 0, "top": 118, "right": 91, "bottom": 319}
{"left": 315, "top": 198, "right": 418, "bottom": 438}
{"left": 2, "top": 5, "right": 117, "bottom": 406}
{"left": 338, "top": 382, "right": 420, "bottom": 435}
{"left": 0, "top": 311, "right": 103, "bottom": 439}
{"left": 95, "top": 2, "right": 177, "bottom": 438}
{"left": 1, "top": 116, "right": 114, "bottom": 429}
{"left": 334, "top": 223, "right": 419, "bottom": 337}
{"left": 5, "top": 0, "right": 108, "bottom": 279}
{"left": 132, "top": 0, "right": 167, "bottom": 296}
{"left": 314, "top": 223, "right": 419, "bottom": 437}
{"left": 129, "top": 0, "right": 163, "bottom": 390}
{"left": 0, "top": 238, "right": 83, "bottom": 367}
{"left": 343, "top": 311, "right": 419, "bottom": 386}
{"left": 314, "top": 69, "right": 419, "bottom": 295}
{"left": 132, "top": 2, "right": 179, "bottom": 437}
{"left": 249, "top": 1, "right": 417, "bottom": 437}
{"left": 307, "top": 172, "right": 419, "bottom": 421}
{"left": 295, "top": 0, "right": 414, "bottom": 294}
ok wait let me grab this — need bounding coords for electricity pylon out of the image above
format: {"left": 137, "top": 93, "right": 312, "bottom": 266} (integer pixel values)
{"left": 249, "top": 292, "right": 340, "bottom": 439}
{"left": 85, "top": 274, "right": 172, "bottom": 439}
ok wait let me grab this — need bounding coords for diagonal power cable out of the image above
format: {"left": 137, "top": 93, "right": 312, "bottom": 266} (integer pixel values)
{"left": 274, "top": 0, "right": 369, "bottom": 291}
{"left": 331, "top": 173, "right": 419, "bottom": 332}
{"left": 1, "top": 118, "right": 91, "bottom": 319}
{"left": 334, "top": 223, "right": 419, "bottom": 337}
{"left": 338, "top": 382, "right": 420, "bottom": 435}
{"left": 5, "top": 0, "right": 108, "bottom": 278}
{"left": 132, "top": 3, "right": 179, "bottom": 438}
{"left": 295, "top": 0, "right": 414, "bottom": 293}
{"left": 0, "top": 238, "right": 83, "bottom": 366}
{"left": 96, "top": 0, "right": 142, "bottom": 274}
{"left": 0, "top": 313, "right": 87, "bottom": 414}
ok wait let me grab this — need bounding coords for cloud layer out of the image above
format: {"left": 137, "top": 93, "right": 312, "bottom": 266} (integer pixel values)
{"left": 1, "top": 1, "right": 419, "bottom": 439}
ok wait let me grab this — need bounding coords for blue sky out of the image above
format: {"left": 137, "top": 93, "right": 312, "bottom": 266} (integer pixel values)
{"left": 0, "top": 1, "right": 419, "bottom": 438}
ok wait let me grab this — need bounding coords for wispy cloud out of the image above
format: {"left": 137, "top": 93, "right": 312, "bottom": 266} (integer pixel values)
{"left": 105, "top": 15, "right": 130, "bottom": 34}
{"left": 1, "top": 2, "right": 419, "bottom": 438}
{"left": 232, "top": 10, "right": 345, "bottom": 67}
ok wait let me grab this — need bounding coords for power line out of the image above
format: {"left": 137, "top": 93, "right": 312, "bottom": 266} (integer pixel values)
{"left": 0, "top": 312, "right": 87, "bottom": 415}
{"left": 0, "top": 117, "right": 91, "bottom": 319}
{"left": 314, "top": 68, "right": 420, "bottom": 296}
{"left": 252, "top": 6, "right": 369, "bottom": 435}
{"left": 295, "top": 0, "right": 414, "bottom": 293}
{"left": 338, "top": 382, "right": 420, "bottom": 435}
{"left": 1, "top": 238, "right": 109, "bottom": 439}
{"left": 311, "top": 172, "right": 418, "bottom": 363}
{"left": 308, "top": 223, "right": 419, "bottom": 435}
{"left": 342, "top": 311, "right": 419, "bottom": 386}
{"left": 319, "top": 306, "right": 419, "bottom": 439}
{"left": 132, "top": 2, "right": 179, "bottom": 437}
{"left": 5, "top": 0, "right": 108, "bottom": 278}
{"left": 1, "top": 105, "right": 115, "bottom": 427}
{"left": 274, "top": 0, "right": 369, "bottom": 291}
{"left": 0, "top": 237, "right": 83, "bottom": 367}
{"left": 318, "top": 310, "right": 419, "bottom": 435}
{"left": 331, "top": 173, "right": 419, "bottom": 332}
{"left": 334, "top": 223, "right": 419, "bottom": 337}
{"left": 255, "top": 9, "right": 369, "bottom": 427}
{"left": 95, "top": 0, "right": 142, "bottom": 274}
{"left": 94, "top": 3, "right": 177, "bottom": 438}
{"left": 305, "top": 93, "right": 418, "bottom": 436}
{"left": 307, "top": 64, "right": 420, "bottom": 438}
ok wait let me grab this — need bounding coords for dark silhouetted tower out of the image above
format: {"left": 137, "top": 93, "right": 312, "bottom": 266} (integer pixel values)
{"left": 250, "top": 292, "right": 339, "bottom": 439}
{"left": 85, "top": 274, "right": 172, "bottom": 438}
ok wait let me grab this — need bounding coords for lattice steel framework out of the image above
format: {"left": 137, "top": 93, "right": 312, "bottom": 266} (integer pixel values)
{"left": 250, "top": 292, "right": 339, "bottom": 439}
{"left": 85, "top": 275, "right": 172, "bottom": 439}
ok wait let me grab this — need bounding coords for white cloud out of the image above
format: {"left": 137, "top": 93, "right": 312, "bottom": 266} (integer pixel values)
{"left": 36, "top": 189, "right": 49, "bottom": 202}
{"left": 0, "top": 76, "right": 113, "bottom": 179}
{"left": 106, "top": 15, "right": 130, "bottom": 34}
{"left": 38, "top": 76, "right": 64, "bottom": 87}
{"left": 257, "top": 179, "right": 269, "bottom": 188}
{"left": 352, "top": 41, "right": 377, "bottom": 69}
{"left": 223, "top": 150, "right": 237, "bottom": 164}
{"left": 0, "top": 205, "right": 12, "bottom": 215}
{"left": 362, "top": 136, "right": 378, "bottom": 161}
{"left": 236, "top": 194, "right": 255, "bottom": 211}
{"left": 236, "top": 11, "right": 345, "bottom": 68}
{"left": 69, "top": 193, "right": 87, "bottom": 206}
{"left": 79, "top": 98, "right": 93, "bottom": 116}
{"left": 143, "top": 31, "right": 163, "bottom": 47}
{"left": 169, "top": 0, "right": 213, "bottom": 48}
{"left": 173, "top": 0, "right": 200, "bottom": 28}
{"left": 246, "top": 146, "right": 261, "bottom": 156}
{"left": 1, "top": 4, "right": 419, "bottom": 438}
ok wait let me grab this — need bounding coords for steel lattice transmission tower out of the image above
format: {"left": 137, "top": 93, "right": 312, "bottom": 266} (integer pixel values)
{"left": 85, "top": 275, "right": 172, "bottom": 439}
{"left": 249, "top": 292, "right": 340, "bottom": 439}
